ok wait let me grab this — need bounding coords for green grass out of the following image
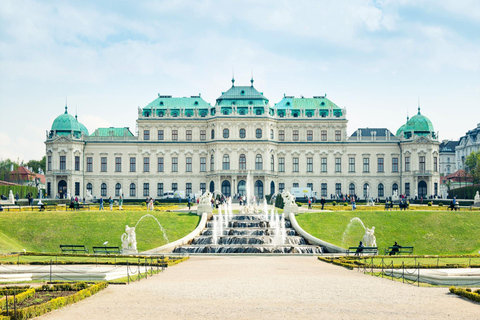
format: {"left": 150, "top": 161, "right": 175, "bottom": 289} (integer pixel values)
{"left": 0, "top": 210, "right": 200, "bottom": 253}
{"left": 296, "top": 210, "right": 480, "bottom": 255}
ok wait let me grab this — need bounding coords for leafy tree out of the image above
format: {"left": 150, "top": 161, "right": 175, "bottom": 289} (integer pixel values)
{"left": 465, "top": 150, "right": 480, "bottom": 185}
{"left": 26, "top": 156, "right": 46, "bottom": 173}
{"left": 0, "top": 159, "right": 19, "bottom": 181}
{"left": 275, "top": 193, "right": 284, "bottom": 209}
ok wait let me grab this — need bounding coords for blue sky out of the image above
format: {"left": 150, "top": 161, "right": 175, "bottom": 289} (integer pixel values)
{"left": 0, "top": 0, "right": 479, "bottom": 163}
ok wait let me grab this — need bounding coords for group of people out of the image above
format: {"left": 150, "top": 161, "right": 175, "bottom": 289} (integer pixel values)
{"left": 98, "top": 195, "right": 123, "bottom": 210}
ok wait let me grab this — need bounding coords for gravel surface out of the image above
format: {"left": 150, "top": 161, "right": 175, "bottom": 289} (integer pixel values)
{"left": 39, "top": 256, "right": 479, "bottom": 319}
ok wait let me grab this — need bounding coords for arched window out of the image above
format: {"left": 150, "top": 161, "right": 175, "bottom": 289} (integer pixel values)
{"left": 363, "top": 183, "right": 370, "bottom": 198}
{"left": 239, "top": 128, "right": 246, "bottom": 138}
{"left": 130, "top": 183, "right": 136, "bottom": 197}
{"left": 418, "top": 181, "right": 427, "bottom": 198}
{"left": 223, "top": 154, "right": 230, "bottom": 170}
{"left": 255, "top": 154, "right": 263, "bottom": 170}
{"left": 210, "top": 155, "right": 214, "bottom": 171}
{"left": 392, "top": 183, "right": 398, "bottom": 194}
{"left": 101, "top": 183, "right": 107, "bottom": 197}
{"left": 256, "top": 128, "right": 262, "bottom": 139}
{"left": 349, "top": 183, "right": 355, "bottom": 195}
{"left": 86, "top": 183, "right": 93, "bottom": 195}
{"left": 270, "top": 129, "right": 274, "bottom": 139}
{"left": 223, "top": 128, "right": 229, "bottom": 139}
{"left": 254, "top": 180, "right": 264, "bottom": 198}
{"left": 237, "top": 180, "right": 246, "bottom": 196}
{"left": 209, "top": 181, "right": 215, "bottom": 193}
{"left": 211, "top": 129, "right": 215, "bottom": 139}
{"left": 115, "top": 183, "right": 122, "bottom": 197}
{"left": 239, "top": 154, "right": 246, "bottom": 170}
{"left": 221, "top": 180, "right": 231, "bottom": 197}
{"left": 378, "top": 183, "right": 384, "bottom": 197}
{"left": 271, "top": 155, "right": 274, "bottom": 171}
{"left": 270, "top": 181, "right": 275, "bottom": 195}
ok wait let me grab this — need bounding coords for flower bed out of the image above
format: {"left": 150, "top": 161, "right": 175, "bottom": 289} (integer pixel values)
{"left": 449, "top": 286, "right": 480, "bottom": 302}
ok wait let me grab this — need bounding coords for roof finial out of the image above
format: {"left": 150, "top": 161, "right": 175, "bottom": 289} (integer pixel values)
{"left": 250, "top": 69, "right": 254, "bottom": 86}
{"left": 75, "top": 106, "right": 78, "bottom": 120}
{"left": 65, "top": 96, "right": 68, "bottom": 114}
{"left": 232, "top": 68, "right": 235, "bottom": 87}
{"left": 418, "top": 97, "right": 421, "bottom": 114}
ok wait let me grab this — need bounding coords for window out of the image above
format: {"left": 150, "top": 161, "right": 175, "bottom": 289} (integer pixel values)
{"left": 200, "top": 157, "right": 206, "bottom": 172}
{"left": 130, "top": 183, "right": 136, "bottom": 197}
{"left": 172, "top": 157, "right": 178, "bottom": 172}
{"left": 86, "top": 183, "right": 92, "bottom": 195}
{"left": 321, "top": 183, "right": 327, "bottom": 197}
{"left": 405, "top": 156, "right": 410, "bottom": 172}
{"left": 363, "top": 158, "right": 370, "bottom": 173}
{"left": 239, "top": 128, "right": 246, "bottom": 138}
{"left": 419, "top": 156, "right": 425, "bottom": 171}
{"left": 186, "top": 157, "right": 192, "bottom": 172}
{"left": 434, "top": 182, "right": 438, "bottom": 196}
{"left": 349, "top": 183, "right": 355, "bottom": 195}
{"left": 279, "top": 157, "right": 285, "bottom": 172}
{"left": 144, "top": 130, "right": 150, "bottom": 140}
{"left": 405, "top": 182, "right": 410, "bottom": 197}
{"left": 223, "top": 154, "right": 230, "bottom": 170}
{"left": 186, "top": 130, "right": 192, "bottom": 141}
{"left": 200, "top": 130, "right": 206, "bottom": 141}
{"left": 210, "top": 155, "right": 214, "bottom": 171}
{"left": 143, "top": 157, "right": 150, "bottom": 172}
{"left": 271, "top": 155, "right": 274, "bottom": 171}
{"left": 239, "top": 154, "right": 246, "bottom": 170}
{"left": 101, "top": 157, "right": 107, "bottom": 172}
{"left": 211, "top": 129, "right": 215, "bottom": 139}
{"left": 223, "top": 129, "right": 229, "bottom": 139}
{"left": 270, "top": 129, "right": 274, "bottom": 139}
{"left": 256, "top": 128, "right": 262, "bottom": 139}
{"left": 130, "top": 157, "right": 136, "bottom": 172}
{"left": 392, "top": 183, "right": 398, "bottom": 194}
{"left": 279, "top": 130, "right": 285, "bottom": 141}
{"left": 392, "top": 158, "right": 398, "bottom": 173}
{"left": 293, "top": 157, "right": 299, "bottom": 172}
{"left": 143, "top": 183, "right": 149, "bottom": 197}
{"left": 307, "top": 183, "right": 313, "bottom": 191}
{"left": 434, "top": 157, "right": 438, "bottom": 172}
{"left": 321, "top": 158, "right": 327, "bottom": 172}
{"left": 349, "top": 158, "right": 355, "bottom": 172}
{"left": 60, "top": 156, "right": 66, "bottom": 170}
{"left": 114, "top": 183, "right": 121, "bottom": 197}
{"left": 293, "top": 182, "right": 299, "bottom": 188}
{"left": 101, "top": 183, "right": 107, "bottom": 197}
{"left": 335, "top": 183, "right": 342, "bottom": 195}
{"left": 200, "top": 183, "right": 206, "bottom": 193}
{"left": 279, "top": 183, "right": 285, "bottom": 193}
{"left": 255, "top": 154, "right": 263, "bottom": 170}
{"left": 378, "top": 183, "right": 384, "bottom": 197}
{"left": 172, "top": 130, "right": 178, "bottom": 141}
{"left": 307, "top": 158, "right": 313, "bottom": 172}
{"left": 158, "top": 157, "right": 164, "bottom": 172}
{"left": 157, "top": 183, "right": 164, "bottom": 197}
{"left": 307, "top": 130, "right": 313, "bottom": 141}
{"left": 378, "top": 158, "right": 384, "bottom": 173}
{"left": 172, "top": 183, "right": 178, "bottom": 191}
{"left": 186, "top": 183, "right": 192, "bottom": 195}
{"left": 47, "top": 182, "right": 51, "bottom": 196}
{"left": 293, "top": 130, "right": 299, "bottom": 141}
{"left": 75, "top": 182, "right": 80, "bottom": 196}
{"left": 158, "top": 130, "right": 164, "bottom": 140}
{"left": 335, "top": 158, "right": 341, "bottom": 173}
{"left": 321, "top": 130, "right": 327, "bottom": 141}
{"left": 75, "top": 156, "right": 80, "bottom": 171}
{"left": 115, "top": 157, "right": 121, "bottom": 172}
{"left": 47, "top": 156, "right": 52, "bottom": 171}
{"left": 335, "top": 130, "right": 341, "bottom": 141}
{"left": 363, "top": 183, "right": 369, "bottom": 198}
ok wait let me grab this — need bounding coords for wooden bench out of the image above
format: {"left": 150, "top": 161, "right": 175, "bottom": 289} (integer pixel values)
{"left": 385, "top": 246, "right": 414, "bottom": 255}
{"left": 347, "top": 246, "right": 378, "bottom": 256}
{"left": 449, "top": 203, "right": 460, "bottom": 211}
{"left": 93, "top": 246, "right": 121, "bottom": 254}
{"left": 385, "top": 201, "right": 409, "bottom": 211}
{"left": 60, "top": 245, "right": 89, "bottom": 254}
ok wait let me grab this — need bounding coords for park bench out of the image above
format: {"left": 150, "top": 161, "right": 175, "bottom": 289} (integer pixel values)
{"left": 60, "top": 245, "right": 89, "bottom": 254}
{"left": 346, "top": 246, "right": 378, "bottom": 256}
{"left": 384, "top": 201, "right": 409, "bottom": 211}
{"left": 449, "top": 203, "right": 460, "bottom": 211}
{"left": 384, "top": 246, "right": 414, "bottom": 255}
{"left": 93, "top": 246, "right": 121, "bottom": 255}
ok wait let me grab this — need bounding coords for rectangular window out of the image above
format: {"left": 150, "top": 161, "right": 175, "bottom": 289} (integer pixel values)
{"left": 335, "top": 130, "right": 341, "bottom": 141}
{"left": 349, "top": 158, "right": 355, "bottom": 173}
{"left": 405, "top": 156, "right": 410, "bottom": 172}
{"left": 293, "top": 130, "right": 299, "bottom": 141}
{"left": 321, "top": 183, "right": 327, "bottom": 197}
{"left": 47, "top": 182, "right": 51, "bottom": 197}
{"left": 321, "top": 130, "right": 327, "bottom": 141}
{"left": 200, "top": 183, "right": 206, "bottom": 193}
{"left": 143, "top": 157, "right": 150, "bottom": 172}
{"left": 434, "top": 182, "right": 438, "bottom": 196}
{"left": 172, "top": 183, "right": 178, "bottom": 192}
{"left": 321, "top": 157, "right": 327, "bottom": 172}
{"left": 101, "top": 157, "right": 107, "bottom": 172}
{"left": 405, "top": 182, "right": 410, "bottom": 197}
{"left": 335, "top": 158, "right": 341, "bottom": 172}
{"left": 186, "top": 183, "right": 192, "bottom": 195}
{"left": 186, "top": 130, "right": 192, "bottom": 141}
{"left": 279, "top": 130, "right": 285, "bottom": 141}
{"left": 392, "top": 158, "right": 398, "bottom": 173}
{"left": 279, "top": 183, "right": 285, "bottom": 193}
{"left": 186, "top": 157, "right": 192, "bottom": 172}
{"left": 158, "top": 157, "right": 164, "bottom": 172}
{"left": 279, "top": 157, "right": 285, "bottom": 172}
{"left": 335, "top": 183, "right": 342, "bottom": 195}
{"left": 143, "top": 183, "right": 149, "bottom": 197}
{"left": 60, "top": 156, "right": 66, "bottom": 170}
{"left": 293, "top": 182, "right": 299, "bottom": 188}
{"left": 115, "top": 157, "right": 121, "bottom": 172}
{"left": 434, "top": 157, "right": 438, "bottom": 172}
{"left": 307, "top": 182, "right": 313, "bottom": 191}
{"left": 307, "top": 157, "right": 313, "bottom": 172}
{"left": 363, "top": 158, "right": 370, "bottom": 173}
{"left": 157, "top": 183, "right": 164, "bottom": 197}
{"left": 47, "top": 156, "right": 52, "bottom": 171}
{"left": 75, "top": 182, "right": 80, "bottom": 196}
{"left": 307, "top": 130, "right": 313, "bottom": 141}
{"left": 378, "top": 158, "right": 384, "bottom": 173}
{"left": 144, "top": 130, "right": 150, "bottom": 140}
{"left": 210, "top": 156, "right": 214, "bottom": 171}
{"left": 419, "top": 156, "right": 426, "bottom": 171}
{"left": 293, "top": 157, "right": 299, "bottom": 172}
{"left": 172, "top": 130, "right": 178, "bottom": 141}
{"left": 172, "top": 157, "right": 178, "bottom": 172}
{"left": 130, "top": 157, "right": 136, "bottom": 172}
{"left": 200, "top": 157, "right": 206, "bottom": 172}
{"left": 200, "top": 130, "right": 206, "bottom": 141}
{"left": 74, "top": 156, "right": 80, "bottom": 171}
{"left": 158, "top": 130, "right": 164, "bottom": 140}
{"left": 87, "top": 157, "right": 93, "bottom": 172}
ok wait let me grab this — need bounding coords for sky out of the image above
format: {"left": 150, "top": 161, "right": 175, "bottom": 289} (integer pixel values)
{"left": 1, "top": 0, "right": 479, "bottom": 164}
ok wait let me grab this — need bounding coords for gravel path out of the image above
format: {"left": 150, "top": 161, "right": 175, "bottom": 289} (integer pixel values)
{"left": 39, "top": 256, "right": 478, "bottom": 319}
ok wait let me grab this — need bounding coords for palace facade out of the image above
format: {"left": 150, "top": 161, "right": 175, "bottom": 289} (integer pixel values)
{"left": 45, "top": 79, "right": 440, "bottom": 200}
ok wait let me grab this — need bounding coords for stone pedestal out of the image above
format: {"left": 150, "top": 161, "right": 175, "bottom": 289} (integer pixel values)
{"left": 283, "top": 203, "right": 299, "bottom": 215}
{"left": 122, "top": 248, "right": 138, "bottom": 255}
{"left": 197, "top": 204, "right": 213, "bottom": 217}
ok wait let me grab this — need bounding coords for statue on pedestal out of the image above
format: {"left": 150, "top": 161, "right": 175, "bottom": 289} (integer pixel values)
{"left": 121, "top": 225, "right": 138, "bottom": 254}
{"left": 361, "top": 226, "right": 377, "bottom": 247}
{"left": 474, "top": 191, "right": 480, "bottom": 204}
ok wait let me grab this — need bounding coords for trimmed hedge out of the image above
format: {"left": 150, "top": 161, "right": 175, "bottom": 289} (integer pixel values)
{"left": 449, "top": 286, "right": 480, "bottom": 303}
{"left": 0, "top": 186, "right": 38, "bottom": 199}
{"left": 0, "top": 288, "right": 35, "bottom": 310}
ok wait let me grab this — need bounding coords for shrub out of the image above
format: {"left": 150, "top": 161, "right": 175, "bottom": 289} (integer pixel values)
{"left": 154, "top": 201, "right": 160, "bottom": 205}
{"left": 296, "top": 202, "right": 302, "bottom": 207}
{"left": 274, "top": 194, "right": 284, "bottom": 209}
{"left": 332, "top": 201, "right": 337, "bottom": 206}
{"left": 449, "top": 286, "right": 480, "bottom": 303}
{"left": 428, "top": 202, "right": 432, "bottom": 206}
{"left": 141, "top": 202, "right": 146, "bottom": 207}
{"left": 439, "top": 202, "right": 444, "bottom": 207}
{"left": 343, "top": 202, "right": 348, "bottom": 206}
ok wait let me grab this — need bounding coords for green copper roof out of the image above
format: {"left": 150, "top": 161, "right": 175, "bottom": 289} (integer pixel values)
{"left": 396, "top": 108, "right": 435, "bottom": 138}
{"left": 216, "top": 81, "right": 268, "bottom": 107}
{"left": 90, "top": 127, "right": 134, "bottom": 137}
{"left": 396, "top": 117, "right": 409, "bottom": 136}
{"left": 144, "top": 95, "right": 211, "bottom": 110}
{"left": 274, "top": 96, "right": 341, "bottom": 109}
{"left": 76, "top": 116, "right": 89, "bottom": 136}
{"left": 51, "top": 106, "right": 85, "bottom": 137}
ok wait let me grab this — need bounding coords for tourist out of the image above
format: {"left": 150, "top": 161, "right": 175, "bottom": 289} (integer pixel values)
{"left": 99, "top": 197, "right": 104, "bottom": 210}
{"left": 38, "top": 199, "right": 45, "bottom": 211}
{"left": 0, "top": 205, "right": 3, "bottom": 212}
{"left": 352, "top": 199, "right": 356, "bottom": 211}
{"left": 119, "top": 195, "right": 123, "bottom": 210}
{"left": 320, "top": 197, "right": 326, "bottom": 210}
{"left": 150, "top": 198, "right": 154, "bottom": 211}
{"left": 389, "top": 241, "right": 402, "bottom": 256}
{"left": 188, "top": 200, "right": 191, "bottom": 210}
{"left": 354, "top": 241, "right": 364, "bottom": 256}
{"left": 109, "top": 196, "right": 113, "bottom": 210}
{"left": 308, "top": 198, "right": 312, "bottom": 209}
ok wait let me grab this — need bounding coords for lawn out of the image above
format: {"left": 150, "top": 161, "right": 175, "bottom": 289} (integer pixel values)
{"left": 296, "top": 210, "right": 480, "bottom": 255}
{"left": 0, "top": 210, "right": 200, "bottom": 253}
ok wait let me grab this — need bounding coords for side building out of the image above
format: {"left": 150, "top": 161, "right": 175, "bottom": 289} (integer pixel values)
{"left": 45, "top": 80, "right": 440, "bottom": 201}
{"left": 455, "top": 123, "right": 480, "bottom": 171}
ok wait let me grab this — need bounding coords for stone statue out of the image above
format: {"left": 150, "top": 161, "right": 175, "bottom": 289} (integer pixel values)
{"left": 86, "top": 190, "right": 93, "bottom": 201}
{"left": 474, "top": 191, "right": 480, "bottom": 204}
{"left": 361, "top": 226, "right": 377, "bottom": 247}
{"left": 121, "top": 225, "right": 138, "bottom": 254}
{"left": 281, "top": 191, "right": 296, "bottom": 206}
{"left": 9, "top": 190, "right": 14, "bottom": 203}
{"left": 199, "top": 191, "right": 213, "bottom": 205}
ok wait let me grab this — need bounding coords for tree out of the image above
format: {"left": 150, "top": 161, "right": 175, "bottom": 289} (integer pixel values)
{"left": 465, "top": 150, "right": 480, "bottom": 185}
{"left": 0, "top": 159, "right": 19, "bottom": 181}
{"left": 26, "top": 156, "right": 46, "bottom": 173}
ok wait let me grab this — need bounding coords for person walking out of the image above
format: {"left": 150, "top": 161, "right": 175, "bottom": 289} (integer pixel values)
{"left": 308, "top": 198, "right": 312, "bottom": 209}
{"left": 352, "top": 199, "right": 356, "bottom": 211}
{"left": 119, "top": 195, "right": 123, "bottom": 210}
{"left": 320, "top": 197, "right": 326, "bottom": 210}
{"left": 109, "top": 196, "right": 113, "bottom": 211}
{"left": 99, "top": 197, "right": 104, "bottom": 210}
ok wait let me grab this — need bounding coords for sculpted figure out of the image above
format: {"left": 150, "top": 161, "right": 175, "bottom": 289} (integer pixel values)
{"left": 361, "top": 226, "right": 377, "bottom": 247}
{"left": 121, "top": 225, "right": 137, "bottom": 252}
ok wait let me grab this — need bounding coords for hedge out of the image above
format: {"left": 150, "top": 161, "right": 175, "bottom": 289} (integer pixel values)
{"left": 0, "top": 186, "right": 38, "bottom": 199}
{"left": 0, "top": 289, "right": 35, "bottom": 311}
{"left": 449, "top": 287, "right": 480, "bottom": 303}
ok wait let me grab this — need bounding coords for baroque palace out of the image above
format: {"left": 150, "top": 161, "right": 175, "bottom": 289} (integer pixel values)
{"left": 45, "top": 79, "right": 440, "bottom": 200}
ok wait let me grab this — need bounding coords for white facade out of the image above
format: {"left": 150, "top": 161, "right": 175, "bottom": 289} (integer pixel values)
{"left": 456, "top": 123, "right": 480, "bottom": 171}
